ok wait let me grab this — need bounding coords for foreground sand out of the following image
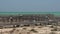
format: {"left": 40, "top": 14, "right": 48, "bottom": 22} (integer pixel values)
{"left": 0, "top": 25, "right": 60, "bottom": 34}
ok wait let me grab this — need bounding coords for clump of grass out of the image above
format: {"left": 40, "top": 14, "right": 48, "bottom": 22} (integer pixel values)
{"left": 30, "top": 29, "right": 38, "bottom": 33}
{"left": 38, "top": 26, "right": 42, "bottom": 28}
{"left": 24, "top": 24, "right": 30, "bottom": 27}
{"left": 23, "top": 28, "right": 26, "bottom": 30}
{"left": 50, "top": 25, "right": 54, "bottom": 28}
{"left": 51, "top": 28, "right": 57, "bottom": 31}
{"left": 51, "top": 27, "right": 60, "bottom": 31}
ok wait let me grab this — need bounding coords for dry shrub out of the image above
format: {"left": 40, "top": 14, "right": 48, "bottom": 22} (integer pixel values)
{"left": 23, "top": 28, "right": 26, "bottom": 30}
{"left": 38, "top": 26, "right": 42, "bottom": 28}
{"left": 24, "top": 24, "right": 30, "bottom": 27}
{"left": 51, "top": 28, "right": 57, "bottom": 31}
{"left": 50, "top": 25, "right": 54, "bottom": 28}
{"left": 30, "top": 29, "right": 38, "bottom": 33}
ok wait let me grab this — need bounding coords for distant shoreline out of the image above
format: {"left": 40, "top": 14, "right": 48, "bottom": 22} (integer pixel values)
{"left": 0, "top": 12, "right": 60, "bottom": 16}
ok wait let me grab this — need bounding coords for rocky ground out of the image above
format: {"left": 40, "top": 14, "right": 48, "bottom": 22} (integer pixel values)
{"left": 0, "top": 25, "right": 60, "bottom": 34}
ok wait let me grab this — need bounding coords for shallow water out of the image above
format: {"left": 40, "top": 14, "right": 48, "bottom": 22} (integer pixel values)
{"left": 0, "top": 12, "right": 60, "bottom": 16}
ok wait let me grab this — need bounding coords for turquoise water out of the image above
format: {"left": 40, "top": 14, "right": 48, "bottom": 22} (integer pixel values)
{"left": 0, "top": 12, "right": 60, "bottom": 16}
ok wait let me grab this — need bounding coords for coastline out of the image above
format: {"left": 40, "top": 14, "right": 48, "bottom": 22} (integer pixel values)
{"left": 0, "top": 12, "right": 60, "bottom": 16}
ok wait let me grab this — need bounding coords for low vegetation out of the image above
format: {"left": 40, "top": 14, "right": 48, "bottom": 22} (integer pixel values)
{"left": 50, "top": 25, "right": 54, "bottom": 28}
{"left": 30, "top": 29, "right": 38, "bottom": 33}
{"left": 23, "top": 28, "right": 27, "bottom": 30}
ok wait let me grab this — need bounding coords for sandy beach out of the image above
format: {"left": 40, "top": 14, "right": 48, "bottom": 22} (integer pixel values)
{"left": 0, "top": 25, "right": 60, "bottom": 34}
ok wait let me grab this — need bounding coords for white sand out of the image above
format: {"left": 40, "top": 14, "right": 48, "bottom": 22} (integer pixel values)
{"left": 0, "top": 25, "right": 60, "bottom": 34}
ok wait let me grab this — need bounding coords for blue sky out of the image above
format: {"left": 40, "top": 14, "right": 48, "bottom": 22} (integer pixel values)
{"left": 0, "top": 0, "right": 60, "bottom": 12}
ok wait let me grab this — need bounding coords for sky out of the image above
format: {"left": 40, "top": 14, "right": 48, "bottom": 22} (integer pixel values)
{"left": 0, "top": 0, "right": 60, "bottom": 12}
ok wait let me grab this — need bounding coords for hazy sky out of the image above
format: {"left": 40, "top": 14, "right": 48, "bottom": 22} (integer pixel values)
{"left": 0, "top": 0, "right": 60, "bottom": 12}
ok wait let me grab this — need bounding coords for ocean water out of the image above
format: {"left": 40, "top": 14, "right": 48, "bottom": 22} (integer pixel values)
{"left": 0, "top": 12, "right": 60, "bottom": 16}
